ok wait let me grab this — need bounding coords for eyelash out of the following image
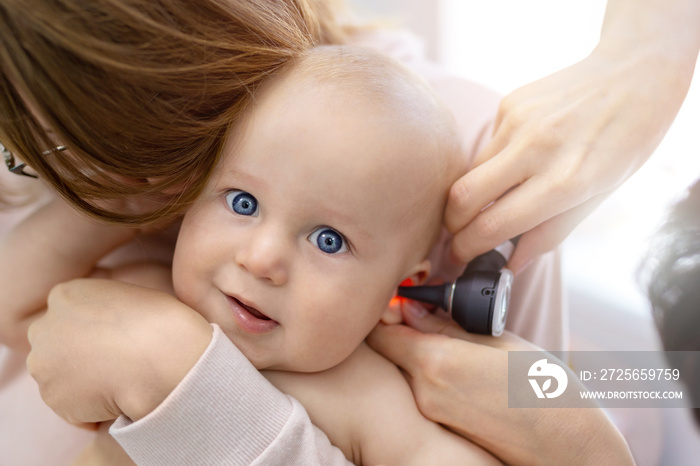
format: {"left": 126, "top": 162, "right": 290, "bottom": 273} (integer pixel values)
{"left": 223, "top": 189, "right": 352, "bottom": 255}
{"left": 308, "top": 226, "right": 350, "bottom": 255}
{"left": 224, "top": 190, "right": 259, "bottom": 217}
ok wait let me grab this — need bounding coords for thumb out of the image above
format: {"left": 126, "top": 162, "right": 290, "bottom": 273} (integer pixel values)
{"left": 366, "top": 322, "right": 424, "bottom": 374}
{"left": 402, "top": 300, "right": 510, "bottom": 347}
{"left": 401, "top": 300, "right": 467, "bottom": 339}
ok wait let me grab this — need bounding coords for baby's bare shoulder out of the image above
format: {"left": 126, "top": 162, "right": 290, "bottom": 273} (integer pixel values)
{"left": 264, "top": 343, "right": 499, "bottom": 465}
{"left": 263, "top": 342, "right": 402, "bottom": 397}
{"left": 262, "top": 343, "right": 409, "bottom": 462}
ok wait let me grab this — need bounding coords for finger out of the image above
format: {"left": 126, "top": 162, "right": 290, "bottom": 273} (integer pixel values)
{"left": 401, "top": 301, "right": 506, "bottom": 347}
{"left": 507, "top": 191, "right": 610, "bottom": 273}
{"left": 471, "top": 87, "right": 545, "bottom": 170}
{"left": 470, "top": 117, "right": 511, "bottom": 169}
{"left": 401, "top": 301, "right": 466, "bottom": 339}
{"left": 449, "top": 169, "right": 589, "bottom": 264}
{"left": 366, "top": 323, "right": 426, "bottom": 375}
{"left": 470, "top": 119, "right": 511, "bottom": 169}
{"left": 26, "top": 318, "right": 39, "bottom": 348}
{"left": 25, "top": 310, "right": 49, "bottom": 349}
{"left": 445, "top": 149, "right": 528, "bottom": 237}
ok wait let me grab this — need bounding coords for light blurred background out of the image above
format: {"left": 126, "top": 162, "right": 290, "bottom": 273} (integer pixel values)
{"left": 350, "top": 1, "right": 700, "bottom": 465}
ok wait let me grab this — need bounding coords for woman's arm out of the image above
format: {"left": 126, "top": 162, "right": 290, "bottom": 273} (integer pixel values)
{"left": 0, "top": 197, "right": 136, "bottom": 352}
{"left": 366, "top": 304, "right": 634, "bottom": 466}
{"left": 26, "top": 278, "right": 351, "bottom": 465}
{"left": 446, "top": 0, "right": 700, "bottom": 272}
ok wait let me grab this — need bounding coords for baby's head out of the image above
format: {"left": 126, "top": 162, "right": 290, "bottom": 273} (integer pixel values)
{"left": 172, "top": 45, "right": 464, "bottom": 372}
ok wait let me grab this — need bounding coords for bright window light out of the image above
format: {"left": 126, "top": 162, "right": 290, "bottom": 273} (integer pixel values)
{"left": 438, "top": 0, "right": 700, "bottom": 316}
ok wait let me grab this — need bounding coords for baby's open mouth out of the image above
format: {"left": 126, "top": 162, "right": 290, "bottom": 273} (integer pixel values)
{"left": 233, "top": 297, "right": 271, "bottom": 321}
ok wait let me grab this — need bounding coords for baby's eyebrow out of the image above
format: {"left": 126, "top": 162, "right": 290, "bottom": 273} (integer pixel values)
{"left": 216, "top": 167, "right": 265, "bottom": 189}
{"left": 316, "top": 206, "right": 372, "bottom": 242}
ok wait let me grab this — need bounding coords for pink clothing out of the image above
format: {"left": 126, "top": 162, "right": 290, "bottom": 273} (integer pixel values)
{"left": 0, "top": 346, "right": 96, "bottom": 465}
{"left": 0, "top": 29, "right": 566, "bottom": 465}
{"left": 111, "top": 325, "right": 349, "bottom": 465}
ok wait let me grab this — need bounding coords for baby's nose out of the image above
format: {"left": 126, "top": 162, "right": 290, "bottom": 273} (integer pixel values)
{"left": 235, "top": 225, "right": 289, "bottom": 285}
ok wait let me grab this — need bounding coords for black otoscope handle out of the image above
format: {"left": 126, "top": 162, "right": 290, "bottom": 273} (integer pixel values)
{"left": 465, "top": 235, "right": 520, "bottom": 273}
{"left": 397, "top": 236, "right": 520, "bottom": 335}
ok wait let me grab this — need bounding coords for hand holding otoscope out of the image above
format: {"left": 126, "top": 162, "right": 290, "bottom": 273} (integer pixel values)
{"left": 397, "top": 237, "right": 519, "bottom": 336}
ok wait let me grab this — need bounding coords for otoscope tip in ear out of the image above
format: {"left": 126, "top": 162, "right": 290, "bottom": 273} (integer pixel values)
{"left": 396, "top": 237, "right": 519, "bottom": 336}
{"left": 397, "top": 283, "right": 449, "bottom": 311}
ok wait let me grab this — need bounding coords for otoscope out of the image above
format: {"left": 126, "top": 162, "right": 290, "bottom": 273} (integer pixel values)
{"left": 397, "top": 236, "right": 520, "bottom": 337}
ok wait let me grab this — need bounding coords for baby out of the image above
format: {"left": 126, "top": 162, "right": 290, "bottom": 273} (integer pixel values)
{"left": 10, "top": 45, "right": 499, "bottom": 464}
{"left": 169, "top": 46, "right": 498, "bottom": 464}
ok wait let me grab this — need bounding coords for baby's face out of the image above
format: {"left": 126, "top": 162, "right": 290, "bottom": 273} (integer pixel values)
{"left": 172, "top": 74, "right": 442, "bottom": 372}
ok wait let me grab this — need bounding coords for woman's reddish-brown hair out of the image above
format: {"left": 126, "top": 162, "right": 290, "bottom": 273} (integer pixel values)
{"left": 0, "top": 0, "right": 346, "bottom": 224}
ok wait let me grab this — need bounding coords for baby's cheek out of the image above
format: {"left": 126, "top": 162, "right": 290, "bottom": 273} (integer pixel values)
{"left": 171, "top": 260, "right": 192, "bottom": 303}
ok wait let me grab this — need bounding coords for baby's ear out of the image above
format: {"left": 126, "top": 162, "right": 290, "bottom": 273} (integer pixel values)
{"left": 405, "top": 259, "right": 431, "bottom": 286}
{"left": 381, "top": 260, "right": 431, "bottom": 324}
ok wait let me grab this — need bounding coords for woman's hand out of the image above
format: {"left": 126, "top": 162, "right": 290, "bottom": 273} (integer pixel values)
{"left": 366, "top": 302, "right": 634, "bottom": 466}
{"left": 26, "top": 279, "right": 211, "bottom": 426}
{"left": 447, "top": 1, "right": 700, "bottom": 272}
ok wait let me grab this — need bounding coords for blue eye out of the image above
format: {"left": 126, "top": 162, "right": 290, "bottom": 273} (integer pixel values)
{"left": 225, "top": 190, "right": 259, "bottom": 216}
{"left": 308, "top": 227, "right": 348, "bottom": 254}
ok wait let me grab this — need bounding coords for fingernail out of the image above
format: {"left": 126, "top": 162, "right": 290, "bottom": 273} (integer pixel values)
{"left": 404, "top": 300, "right": 428, "bottom": 319}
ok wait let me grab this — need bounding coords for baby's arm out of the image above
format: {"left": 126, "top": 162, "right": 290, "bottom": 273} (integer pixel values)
{"left": 28, "top": 275, "right": 351, "bottom": 465}
{"left": 73, "top": 263, "right": 174, "bottom": 466}
{"left": 0, "top": 197, "right": 136, "bottom": 352}
{"left": 264, "top": 343, "right": 501, "bottom": 465}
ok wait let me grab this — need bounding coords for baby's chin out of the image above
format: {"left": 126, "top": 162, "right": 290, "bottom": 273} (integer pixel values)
{"left": 246, "top": 348, "right": 355, "bottom": 373}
